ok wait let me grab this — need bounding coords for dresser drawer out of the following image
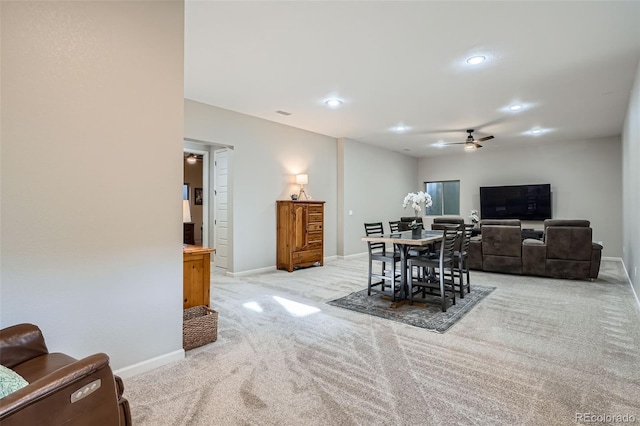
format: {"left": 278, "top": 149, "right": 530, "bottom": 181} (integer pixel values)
{"left": 308, "top": 205, "right": 323, "bottom": 214}
{"left": 307, "top": 232, "right": 323, "bottom": 249}
{"left": 293, "top": 249, "right": 322, "bottom": 265}
{"left": 308, "top": 223, "right": 323, "bottom": 232}
{"left": 309, "top": 213, "right": 323, "bottom": 223}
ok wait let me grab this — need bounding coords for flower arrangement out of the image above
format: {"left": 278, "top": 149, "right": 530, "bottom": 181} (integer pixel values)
{"left": 408, "top": 220, "right": 421, "bottom": 230}
{"left": 469, "top": 209, "right": 480, "bottom": 225}
{"left": 403, "top": 191, "right": 432, "bottom": 216}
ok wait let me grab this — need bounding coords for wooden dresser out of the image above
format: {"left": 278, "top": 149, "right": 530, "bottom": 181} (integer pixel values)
{"left": 276, "top": 200, "right": 325, "bottom": 272}
{"left": 183, "top": 245, "right": 215, "bottom": 309}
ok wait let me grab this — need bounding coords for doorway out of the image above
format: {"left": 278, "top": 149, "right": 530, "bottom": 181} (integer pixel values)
{"left": 184, "top": 148, "right": 209, "bottom": 246}
{"left": 184, "top": 141, "right": 232, "bottom": 273}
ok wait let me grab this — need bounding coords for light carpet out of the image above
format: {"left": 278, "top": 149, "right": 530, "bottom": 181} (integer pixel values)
{"left": 327, "top": 285, "right": 495, "bottom": 333}
{"left": 124, "top": 258, "right": 640, "bottom": 425}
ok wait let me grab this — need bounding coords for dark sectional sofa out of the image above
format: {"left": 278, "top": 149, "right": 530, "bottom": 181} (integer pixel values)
{"left": 466, "top": 219, "right": 602, "bottom": 280}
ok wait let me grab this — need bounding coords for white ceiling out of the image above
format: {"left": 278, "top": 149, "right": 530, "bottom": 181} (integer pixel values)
{"left": 184, "top": 1, "right": 640, "bottom": 157}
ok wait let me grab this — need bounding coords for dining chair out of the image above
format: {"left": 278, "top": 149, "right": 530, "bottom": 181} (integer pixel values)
{"left": 407, "top": 225, "right": 458, "bottom": 312}
{"left": 453, "top": 224, "right": 473, "bottom": 298}
{"left": 364, "top": 222, "right": 401, "bottom": 300}
{"left": 388, "top": 220, "right": 430, "bottom": 280}
{"left": 389, "top": 220, "right": 401, "bottom": 233}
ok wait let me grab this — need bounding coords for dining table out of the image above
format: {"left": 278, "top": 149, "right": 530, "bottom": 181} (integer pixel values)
{"left": 361, "top": 229, "right": 443, "bottom": 302}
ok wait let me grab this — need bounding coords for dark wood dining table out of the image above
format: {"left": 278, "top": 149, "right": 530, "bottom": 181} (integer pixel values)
{"left": 361, "top": 230, "right": 443, "bottom": 301}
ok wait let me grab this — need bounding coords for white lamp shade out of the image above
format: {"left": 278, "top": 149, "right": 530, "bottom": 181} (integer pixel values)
{"left": 183, "top": 200, "right": 192, "bottom": 222}
{"left": 295, "top": 174, "right": 308, "bottom": 185}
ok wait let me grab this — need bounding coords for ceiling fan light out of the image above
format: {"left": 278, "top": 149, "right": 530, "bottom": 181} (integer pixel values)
{"left": 509, "top": 104, "right": 523, "bottom": 111}
{"left": 324, "top": 98, "right": 343, "bottom": 107}
{"left": 186, "top": 155, "right": 197, "bottom": 164}
{"left": 466, "top": 55, "right": 486, "bottom": 65}
{"left": 464, "top": 144, "right": 477, "bottom": 152}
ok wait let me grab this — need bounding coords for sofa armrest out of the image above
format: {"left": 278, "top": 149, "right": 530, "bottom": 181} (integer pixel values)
{"left": 0, "top": 324, "right": 48, "bottom": 369}
{"left": 590, "top": 242, "right": 603, "bottom": 279}
{"left": 522, "top": 238, "right": 546, "bottom": 276}
{"left": 468, "top": 238, "right": 482, "bottom": 270}
{"left": 0, "top": 353, "right": 121, "bottom": 425}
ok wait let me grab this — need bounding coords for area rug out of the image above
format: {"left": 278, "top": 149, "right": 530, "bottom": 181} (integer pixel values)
{"left": 327, "top": 285, "right": 496, "bottom": 333}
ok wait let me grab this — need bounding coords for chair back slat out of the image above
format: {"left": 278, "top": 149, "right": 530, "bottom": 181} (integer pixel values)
{"left": 364, "top": 222, "right": 386, "bottom": 252}
{"left": 460, "top": 224, "right": 473, "bottom": 253}
{"left": 440, "top": 226, "right": 458, "bottom": 263}
{"left": 389, "top": 221, "right": 401, "bottom": 233}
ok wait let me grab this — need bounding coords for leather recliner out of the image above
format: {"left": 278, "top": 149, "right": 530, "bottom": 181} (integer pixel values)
{"left": 470, "top": 219, "right": 523, "bottom": 274}
{"left": 0, "top": 323, "right": 132, "bottom": 426}
{"left": 522, "top": 219, "right": 603, "bottom": 279}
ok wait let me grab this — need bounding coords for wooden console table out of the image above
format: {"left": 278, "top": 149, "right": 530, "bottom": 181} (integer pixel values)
{"left": 183, "top": 245, "right": 215, "bottom": 309}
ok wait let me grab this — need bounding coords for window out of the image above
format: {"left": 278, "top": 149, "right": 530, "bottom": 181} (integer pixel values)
{"left": 425, "top": 180, "right": 460, "bottom": 215}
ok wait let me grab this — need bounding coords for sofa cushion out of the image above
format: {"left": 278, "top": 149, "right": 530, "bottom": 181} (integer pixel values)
{"left": 546, "top": 227, "right": 592, "bottom": 261}
{"left": 482, "top": 225, "right": 522, "bottom": 257}
{"left": 0, "top": 365, "right": 28, "bottom": 398}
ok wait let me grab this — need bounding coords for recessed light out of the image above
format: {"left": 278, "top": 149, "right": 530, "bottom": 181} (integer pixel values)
{"left": 324, "top": 98, "right": 343, "bottom": 107}
{"left": 509, "top": 104, "right": 523, "bottom": 111}
{"left": 391, "top": 125, "right": 410, "bottom": 133}
{"left": 466, "top": 55, "right": 486, "bottom": 65}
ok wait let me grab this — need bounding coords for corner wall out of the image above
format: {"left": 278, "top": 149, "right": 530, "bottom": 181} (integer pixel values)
{"left": 339, "top": 138, "right": 419, "bottom": 257}
{"left": 1, "top": 1, "right": 185, "bottom": 370}
{"left": 622, "top": 59, "right": 640, "bottom": 298}
{"left": 418, "top": 136, "right": 623, "bottom": 258}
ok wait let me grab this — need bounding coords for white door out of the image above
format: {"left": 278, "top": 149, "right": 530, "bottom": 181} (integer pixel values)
{"left": 213, "top": 149, "right": 229, "bottom": 269}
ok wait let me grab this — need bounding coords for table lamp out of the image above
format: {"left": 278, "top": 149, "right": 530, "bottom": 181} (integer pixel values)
{"left": 296, "top": 174, "right": 308, "bottom": 200}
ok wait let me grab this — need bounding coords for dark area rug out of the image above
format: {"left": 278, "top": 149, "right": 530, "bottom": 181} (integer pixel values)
{"left": 327, "top": 285, "right": 496, "bottom": 333}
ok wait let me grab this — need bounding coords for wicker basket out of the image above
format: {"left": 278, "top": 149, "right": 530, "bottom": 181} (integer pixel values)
{"left": 183, "top": 306, "right": 218, "bottom": 350}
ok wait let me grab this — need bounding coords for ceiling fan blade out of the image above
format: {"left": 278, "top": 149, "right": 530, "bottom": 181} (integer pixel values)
{"left": 476, "top": 135, "right": 494, "bottom": 142}
{"left": 444, "top": 142, "right": 467, "bottom": 145}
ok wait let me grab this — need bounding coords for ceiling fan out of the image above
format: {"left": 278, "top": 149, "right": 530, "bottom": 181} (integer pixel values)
{"left": 444, "top": 129, "right": 495, "bottom": 152}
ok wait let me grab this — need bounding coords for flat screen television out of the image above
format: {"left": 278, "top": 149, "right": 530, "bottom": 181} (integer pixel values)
{"left": 480, "top": 184, "right": 551, "bottom": 221}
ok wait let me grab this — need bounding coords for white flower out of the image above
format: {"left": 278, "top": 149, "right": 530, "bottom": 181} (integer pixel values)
{"left": 469, "top": 209, "right": 480, "bottom": 224}
{"left": 403, "top": 191, "right": 433, "bottom": 212}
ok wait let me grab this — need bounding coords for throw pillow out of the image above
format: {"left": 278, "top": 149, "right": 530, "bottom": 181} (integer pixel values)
{"left": 0, "top": 365, "right": 29, "bottom": 398}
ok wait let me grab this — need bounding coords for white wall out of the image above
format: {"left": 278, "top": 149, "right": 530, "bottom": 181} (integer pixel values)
{"left": 622, "top": 60, "right": 640, "bottom": 296}
{"left": 1, "top": 1, "right": 185, "bottom": 371}
{"left": 418, "top": 136, "right": 623, "bottom": 258}
{"left": 339, "top": 138, "right": 419, "bottom": 256}
{"left": 184, "top": 99, "right": 338, "bottom": 273}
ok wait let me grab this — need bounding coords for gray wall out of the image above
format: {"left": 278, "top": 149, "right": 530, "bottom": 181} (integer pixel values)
{"left": 418, "top": 136, "right": 623, "bottom": 258}
{"left": 0, "top": 1, "right": 185, "bottom": 371}
{"left": 184, "top": 99, "right": 338, "bottom": 273}
{"left": 622, "top": 60, "right": 640, "bottom": 297}
{"left": 338, "top": 138, "right": 419, "bottom": 257}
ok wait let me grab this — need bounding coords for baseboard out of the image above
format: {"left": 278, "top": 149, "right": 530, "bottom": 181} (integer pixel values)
{"left": 339, "top": 252, "right": 368, "bottom": 260}
{"left": 602, "top": 256, "right": 623, "bottom": 262}
{"left": 114, "top": 349, "right": 185, "bottom": 379}
{"left": 621, "top": 260, "right": 640, "bottom": 312}
{"left": 227, "top": 265, "right": 276, "bottom": 277}
{"left": 228, "top": 256, "right": 338, "bottom": 276}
